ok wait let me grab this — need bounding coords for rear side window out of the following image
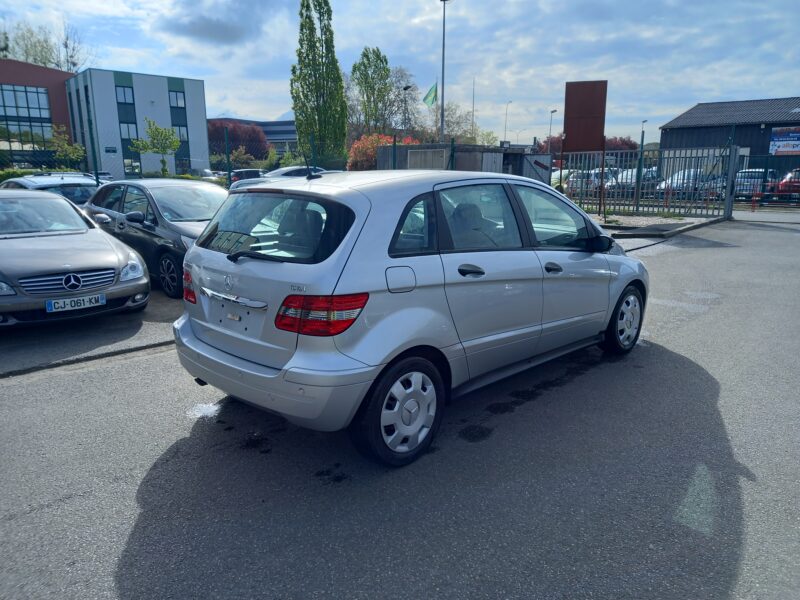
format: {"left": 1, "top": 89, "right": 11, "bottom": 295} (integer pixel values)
{"left": 196, "top": 192, "right": 354, "bottom": 264}
{"left": 389, "top": 192, "right": 436, "bottom": 257}
{"left": 438, "top": 184, "right": 522, "bottom": 250}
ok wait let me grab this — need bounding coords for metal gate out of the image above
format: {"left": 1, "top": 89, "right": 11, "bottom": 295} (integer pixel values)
{"left": 556, "top": 148, "right": 737, "bottom": 217}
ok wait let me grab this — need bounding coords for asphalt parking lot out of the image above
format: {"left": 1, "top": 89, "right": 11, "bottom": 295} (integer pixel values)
{"left": 1, "top": 220, "right": 798, "bottom": 599}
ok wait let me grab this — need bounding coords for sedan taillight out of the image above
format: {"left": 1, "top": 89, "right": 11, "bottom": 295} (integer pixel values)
{"left": 275, "top": 293, "right": 369, "bottom": 336}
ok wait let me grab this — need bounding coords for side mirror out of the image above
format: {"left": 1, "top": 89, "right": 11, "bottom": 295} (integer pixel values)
{"left": 589, "top": 234, "right": 614, "bottom": 253}
{"left": 125, "top": 211, "right": 145, "bottom": 224}
{"left": 93, "top": 213, "right": 112, "bottom": 225}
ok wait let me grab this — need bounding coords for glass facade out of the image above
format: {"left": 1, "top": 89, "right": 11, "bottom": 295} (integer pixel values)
{"left": 0, "top": 84, "right": 54, "bottom": 164}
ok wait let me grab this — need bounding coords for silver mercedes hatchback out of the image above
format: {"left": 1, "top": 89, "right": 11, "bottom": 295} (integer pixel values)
{"left": 174, "top": 171, "right": 648, "bottom": 466}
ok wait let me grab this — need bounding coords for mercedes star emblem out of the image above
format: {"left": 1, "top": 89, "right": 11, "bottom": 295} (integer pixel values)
{"left": 63, "top": 273, "right": 82, "bottom": 291}
{"left": 223, "top": 275, "right": 233, "bottom": 291}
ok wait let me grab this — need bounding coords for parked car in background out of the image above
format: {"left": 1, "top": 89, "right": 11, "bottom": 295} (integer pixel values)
{"left": 773, "top": 169, "right": 800, "bottom": 203}
{"left": 85, "top": 179, "right": 227, "bottom": 298}
{"left": 656, "top": 169, "right": 725, "bottom": 199}
{"left": 230, "top": 169, "right": 263, "bottom": 184}
{"left": 229, "top": 168, "right": 330, "bottom": 191}
{"left": 0, "top": 190, "right": 149, "bottom": 326}
{"left": 549, "top": 169, "right": 572, "bottom": 191}
{"left": 174, "top": 171, "right": 648, "bottom": 465}
{"left": 605, "top": 167, "right": 661, "bottom": 197}
{"left": 86, "top": 171, "right": 114, "bottom": 181}
{"left": 0, "top": 172, "right": 100, "bottom": 205}
{"left": 263, "top": 166, "right": 327, "bottom": 178}
{"left": 565, "top": 169, "right": 617, "bottom": 196}
{"left": 734, "top": 169, "right": 780, "bottom": 199}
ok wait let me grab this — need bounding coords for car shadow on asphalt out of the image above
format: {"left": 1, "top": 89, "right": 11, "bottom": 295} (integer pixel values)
{"left": 0, "top": 291, "right": 182, "bottom": 376}
{"left": 115, "top": 343, "right": 752, "bottom": 599}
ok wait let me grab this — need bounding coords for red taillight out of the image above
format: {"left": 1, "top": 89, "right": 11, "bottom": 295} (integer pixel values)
{"left": 275, "top": 293, "right": 369, "bottom": 336}
{"left": 183, "top": 269, "right": 196, "bottom": 304}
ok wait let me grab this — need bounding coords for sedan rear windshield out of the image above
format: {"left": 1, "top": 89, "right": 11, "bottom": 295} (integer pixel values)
{"left": 40, "top": 183, "right": 97, "bottom": 205}
{"left": 0, "top": 197, "right": 88, "bottom": 236}
{"left": 195, "top": 192, "right": 355, "bottom": 264}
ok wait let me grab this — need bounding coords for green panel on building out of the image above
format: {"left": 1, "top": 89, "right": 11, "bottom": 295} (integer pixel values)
{"left": 167, "top": 77, "right": 185, "bottom": 92}
{"left": 113, "top": 72, "right": 133, "bottom": 87}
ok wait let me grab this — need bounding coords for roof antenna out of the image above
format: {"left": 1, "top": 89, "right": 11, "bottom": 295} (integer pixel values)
{"left": 302, "top": 138, "right": 322, "bottom": 180}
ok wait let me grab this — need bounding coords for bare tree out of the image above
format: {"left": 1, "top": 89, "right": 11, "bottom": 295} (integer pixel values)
{"left": 53, "top": 22, "right": 91, "bottom": 72}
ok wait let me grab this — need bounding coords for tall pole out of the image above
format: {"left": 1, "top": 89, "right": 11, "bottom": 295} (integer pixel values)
{"left": 439, "top": 0, "right": 448, "bottom": 143}
{"left": 634, "top": 119, "right": 647, "bottom": 212}
{"left": 471, "top": 77, "right": 475, "bottom": 141}
{"left": 547, "top": 108, "right": 557, "bottom": 154}
{"left": 504, "top": 100, "right": 512, "bottom": 142}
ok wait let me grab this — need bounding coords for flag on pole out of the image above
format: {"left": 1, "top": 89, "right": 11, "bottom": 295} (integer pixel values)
{"left": 422, "top": 83, "right": 437, "bottom": 108}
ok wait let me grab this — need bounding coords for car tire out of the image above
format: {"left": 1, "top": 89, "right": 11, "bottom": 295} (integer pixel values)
{"left": 158, "top": 253, "right": 183, "bottom": 298}
{"left": 349, "top": 357, "right": 445, "bottom": 467}
{"left": 601, "top": 285, "right": 644, "bottom": 355}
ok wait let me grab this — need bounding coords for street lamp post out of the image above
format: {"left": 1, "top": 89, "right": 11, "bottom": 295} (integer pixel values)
{"left": 547, "top": 108, "right": 557, "bottom": 154}
{"left": 439, "top": 0, "right": 453, "bottom": 143}
{"left": 402, "top": 84, "right": 412, "bottom": 134}
{"left": 515, "top": 128, "right": 528, "bottom": 144}
{"left": 503, "top": 100, "right": 512, "bottom": 142}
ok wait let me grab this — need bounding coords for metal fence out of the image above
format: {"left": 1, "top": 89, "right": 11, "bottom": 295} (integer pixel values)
{"left": 732, "top": 154, "right": 800, "bottom": 209}
{"left": 553, "top": 148, "right": 739, "bottom": 218}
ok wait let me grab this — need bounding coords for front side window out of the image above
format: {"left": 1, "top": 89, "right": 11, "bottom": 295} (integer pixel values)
{"left": 389, "top": 192, "right": 436, "bottom": 256}
{"left": 98, "top": 185, "right": 125, "bottom": 211}
{"left": 122, "top": 186, "right": 149, "bottom": 215}
{"left": 196, "top": 192, "right": 355, "bottom": 264}
{"left": 438, "top": 184, "right": 522, "bottom": 251}
{"left": 514, "top": 185, "right": 591, "bottom": 250}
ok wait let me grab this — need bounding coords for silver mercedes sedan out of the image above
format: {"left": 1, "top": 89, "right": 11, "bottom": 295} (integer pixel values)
{"left": 174, "top": 171, "right": 648, "bottom": 466}
{"left": 0, "top": 190, "right": 150, "bottom": 326}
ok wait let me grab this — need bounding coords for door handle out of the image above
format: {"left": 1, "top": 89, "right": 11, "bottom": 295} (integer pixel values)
{"left": 544, "top": 262, "right": 563, "bottom": 274}
{"left": 117, "top": 222, "right": 126, "bottom": 230}
{"left": 458, "top": 264, "right": 485, "bottom": 277}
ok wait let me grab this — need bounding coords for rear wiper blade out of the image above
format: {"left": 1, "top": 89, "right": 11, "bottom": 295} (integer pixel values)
{"left": 226, "top": 250, "right": 283, "bottom": 263}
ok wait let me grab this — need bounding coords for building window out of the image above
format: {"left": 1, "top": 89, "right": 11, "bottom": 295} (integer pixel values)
{"left": 169, "top": 91, "right": 185, "bottom": 108}
{"left": 173, "top": 126, "right": 188, "bottom": 141}
{"left": 0, "top": 84, "right": 54, "bottom": 162}
{"left": 115, "top": 86, "right": 134, "bottom": 104}
{"left": 175, "top": 158, "right": 190, "bottom": 175}
{"left": 124, "top": 158, "right": 142, "bottom": 177}
{"left": 119, "top": 123, "right": 138, "bottom": 139}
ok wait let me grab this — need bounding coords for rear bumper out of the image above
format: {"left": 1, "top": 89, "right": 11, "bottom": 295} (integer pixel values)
{"left": 173, "top": 314, "right": 379, "bottom": 431}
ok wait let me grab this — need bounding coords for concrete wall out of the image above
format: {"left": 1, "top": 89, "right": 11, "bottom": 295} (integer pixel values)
{"left": 184, "top": 78, "right": 209, "bottom": 172}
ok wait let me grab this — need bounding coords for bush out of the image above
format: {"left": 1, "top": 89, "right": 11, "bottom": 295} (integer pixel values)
{"left": 347, "top": 134, "right": 420, "bottom": 171}
{"left": 0, "top": 168, "right": 38, "bottom": 183}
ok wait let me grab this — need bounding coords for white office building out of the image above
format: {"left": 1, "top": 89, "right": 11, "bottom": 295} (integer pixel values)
{"left": 66, "top": 69, "right": 209, "bottom": 179}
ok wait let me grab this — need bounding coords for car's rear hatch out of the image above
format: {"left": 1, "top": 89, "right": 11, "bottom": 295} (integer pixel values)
{"left": 182, "top": 187, "right": 367, "bottom": 369}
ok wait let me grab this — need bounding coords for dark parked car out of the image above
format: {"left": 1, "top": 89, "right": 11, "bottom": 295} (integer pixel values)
{"left": 0, "top": 172, "right": 99, "bottom": 205}
{"left": 85, "top": 179, "right": 227, "bottom": 298}
{"left": 230, "top": 169, "right": 263, "bottom": 183}
{"left": 0, "top": 190, "right": 149, "bottom": 326}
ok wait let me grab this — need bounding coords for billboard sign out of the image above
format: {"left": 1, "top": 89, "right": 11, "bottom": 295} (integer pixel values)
{"left": 769, "top": 126, "right": 800, "bottom": 155}
{"left": 563, "top": 81, "right": 607, "bottom": 153}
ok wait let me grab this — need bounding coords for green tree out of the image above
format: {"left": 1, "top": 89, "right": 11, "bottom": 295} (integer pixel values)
{"left": 230, "top": 145, "right": 255, "bottom": 168}
{"left": 50, "top": 124, "right": 85, "bottom": 168}
{"left": 290, "top": 0, "right": 347, "bottom": 162}
{"left": 129, "top": 118, "right": 181, "bottom": 177}
{"left": 351, "top": 47, "right": 392, "bottom": 134}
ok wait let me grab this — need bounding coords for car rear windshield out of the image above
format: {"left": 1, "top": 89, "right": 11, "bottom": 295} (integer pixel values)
{"left": 0, "top": 196, "right": 88, "bottom": 235}
{"left": 195, "top": 192, "right": 355, "bottom": 264}
{"left": 149, "top": 184, "right": 227, "bottom": 222}
{"left": 41, "top": 184, "right": 97, "bottom": 205}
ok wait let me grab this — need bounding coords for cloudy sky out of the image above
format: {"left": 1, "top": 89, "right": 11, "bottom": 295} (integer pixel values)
{"left": 2, "top": 0, "right": 797, "bottom": 142}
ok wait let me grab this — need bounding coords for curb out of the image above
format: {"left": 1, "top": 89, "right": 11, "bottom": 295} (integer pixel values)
{"left": 612, "top": 217, "right": 726, "bottom": 239}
